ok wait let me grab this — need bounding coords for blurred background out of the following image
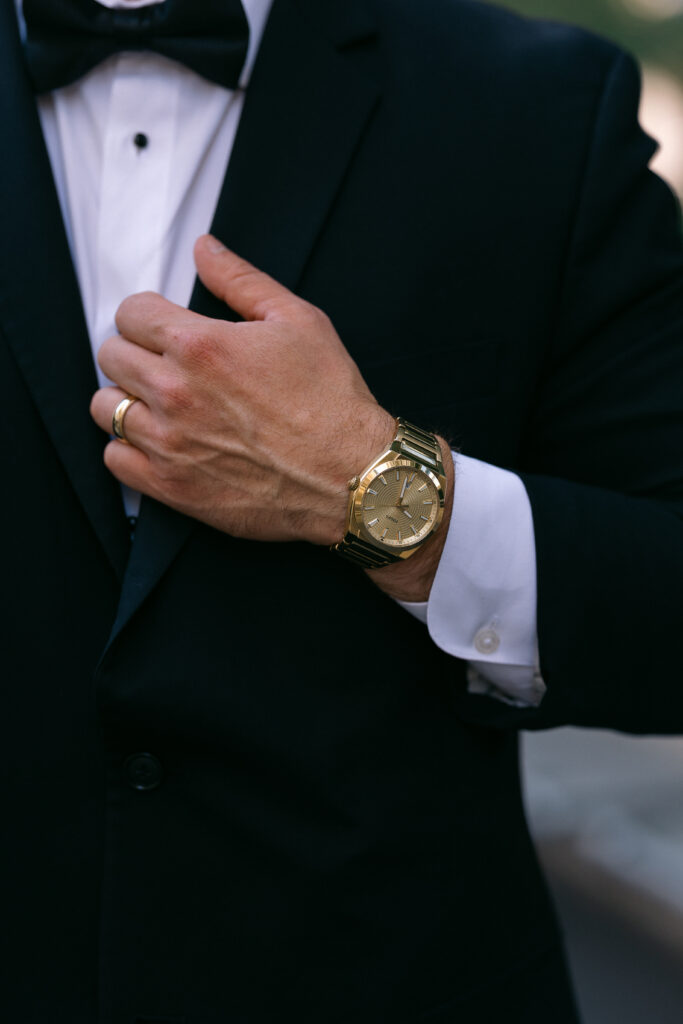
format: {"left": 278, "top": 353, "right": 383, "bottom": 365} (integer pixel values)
{"left": 493, "top": 2, "right": 683, "bottom": 1017}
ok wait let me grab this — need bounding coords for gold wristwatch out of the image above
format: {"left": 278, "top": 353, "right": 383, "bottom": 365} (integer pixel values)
{"left": 332, "top": 418, "right": 447, "bottom": 569}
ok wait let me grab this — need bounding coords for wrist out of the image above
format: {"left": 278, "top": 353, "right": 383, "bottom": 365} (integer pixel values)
{"left": 327, "top": 404, "right": 396, "bottom": 544}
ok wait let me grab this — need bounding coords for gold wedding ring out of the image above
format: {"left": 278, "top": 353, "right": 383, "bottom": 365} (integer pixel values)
{"left": 112, "top": 394, "right": 139, "bottom": 444}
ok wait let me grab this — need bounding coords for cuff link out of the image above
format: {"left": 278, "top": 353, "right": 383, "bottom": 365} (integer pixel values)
{"left": 474, "top": 627, "right": 501, "bottom": 656}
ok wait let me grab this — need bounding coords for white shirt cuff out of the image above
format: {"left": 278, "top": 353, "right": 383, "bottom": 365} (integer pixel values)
{"left": 398, "top": 452, "right": 546, "bottom": 707}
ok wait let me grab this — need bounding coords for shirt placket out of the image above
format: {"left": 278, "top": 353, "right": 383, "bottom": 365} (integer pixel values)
{"left": 94, "top": 54, "right": 179, "bottom": 388}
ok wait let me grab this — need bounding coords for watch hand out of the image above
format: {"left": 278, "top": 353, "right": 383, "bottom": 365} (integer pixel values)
{"left": 399, "top": 477, "right": 409, "bottom": 500}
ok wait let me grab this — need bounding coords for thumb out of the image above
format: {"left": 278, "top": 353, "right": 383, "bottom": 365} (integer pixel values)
{"left": 194, "top": 234, "right": 301, "bottom": 322}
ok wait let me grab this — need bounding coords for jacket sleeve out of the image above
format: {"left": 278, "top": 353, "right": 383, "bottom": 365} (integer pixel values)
{"left": 455, "top": 49, "right": 683, "bottom": 734}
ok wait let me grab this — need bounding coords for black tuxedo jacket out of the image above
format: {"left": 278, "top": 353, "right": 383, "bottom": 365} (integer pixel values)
{"left": 2, "top": 0, "right": 683, "bottom": 1021}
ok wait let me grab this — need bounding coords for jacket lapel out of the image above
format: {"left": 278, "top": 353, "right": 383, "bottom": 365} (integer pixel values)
{"left": 109, "top": 0, "right": 380, "bottom": 645}
{"left": 191, "top": 0, "right": 380, "bottom": 304}
{"left": 0, "top": 2, "right": 130, "bottom": 581}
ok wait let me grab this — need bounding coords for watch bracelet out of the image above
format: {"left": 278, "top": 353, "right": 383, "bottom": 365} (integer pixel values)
{"left": 391, "top": 419, "right": 443, "bottom": 475}
{"left": 332, "top": 532, "right": 402, "bottom": 569}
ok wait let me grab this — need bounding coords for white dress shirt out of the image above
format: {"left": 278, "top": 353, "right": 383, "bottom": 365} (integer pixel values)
{"left": 17, "top": 0, "right": 544, "bottom": 706}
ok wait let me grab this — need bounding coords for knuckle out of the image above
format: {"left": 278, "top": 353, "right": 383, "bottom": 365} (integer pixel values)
{"left": 157, "top": 321, "right": 184, "bottom": 349}
{"left": 253, "top": 298, "right": 279, "bottom": 321}
{"left": 164, "top": 323, "right": 189, "bottom": 349}
{"left": 230, "top": 263, "right": 259, "bottom": 290}
{"left": 114, "top": 295, "right": 135, "bottom": 326}
{"left": 219, "top": 264, "right": 259, "bottom": 308}
{"left": 178, "top": 327, "right": 218, "bottom": 365}
{"left": 98, "top": 335, "right": 114, "bottom": 359}
{"left": 300, "top": 303, "right": 329, "bottom": 332}
{"left": 156, "top": 374, "right": 193, "bottom": 414}
{"left": 116, "top": 291, "right": 152, "bottom": 325}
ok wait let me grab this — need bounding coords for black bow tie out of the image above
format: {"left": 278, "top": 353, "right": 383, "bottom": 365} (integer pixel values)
{"left": 23, "top": 0, "right": 250, "bottom": 94}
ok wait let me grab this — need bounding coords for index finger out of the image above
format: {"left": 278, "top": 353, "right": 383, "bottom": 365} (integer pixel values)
{"left": 115, "top": 291, "right": 208, "bottom": 353}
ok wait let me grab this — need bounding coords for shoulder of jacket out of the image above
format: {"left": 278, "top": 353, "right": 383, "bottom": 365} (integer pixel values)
{"left": 372, "top": 0, "right": 627, "bottom": 90}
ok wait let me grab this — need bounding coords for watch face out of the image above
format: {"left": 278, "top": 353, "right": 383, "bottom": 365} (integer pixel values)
{"left": 356, "top": 461, "right": 441, "bottom": 548}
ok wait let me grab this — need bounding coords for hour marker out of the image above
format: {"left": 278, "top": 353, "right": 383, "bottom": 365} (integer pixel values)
{"left": 381, "top": 529, "right": 388, "bottom": 539}
{"left": 364, "top": 506, "right": 376, "bottom": 511}
{"left": 418, "top": 484, "right": 427, "bottom": 492}
{"left": 368, "top": 518, "right": 379, "bottom": 527}
{"left": 402, "top": 510, "right": 412, "bottom": 519}
{"left": 368, "top": 488, "right": 378, "bottom": 495}
{"left": 409, "top": 473, "right": 416, "bottom": 483}
{"left": 396, "top": 470, "right": 400, "bottom": 481}
{"left": 423, "top": 500, "right": 433, "bottom": 505}
{"left": 410, "top": 526, "right": 418, "bottom": 536}
{"left": 420, "top": 515, "right": 429, "bottom": 521}
{"left": 398, "top": 530, "right": 402, "bottom": 541}
{"left": 379, "top": 475, "right": 388, "bottom": 487}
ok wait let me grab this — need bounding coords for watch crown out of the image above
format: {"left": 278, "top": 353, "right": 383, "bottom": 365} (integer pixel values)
{"left": 348, "top": 476, "right": 360, "bottom": 491}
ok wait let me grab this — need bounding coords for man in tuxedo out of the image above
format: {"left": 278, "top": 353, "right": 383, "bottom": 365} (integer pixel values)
{"left": 3, "top": 0, "right": 683, "bottom": 1021}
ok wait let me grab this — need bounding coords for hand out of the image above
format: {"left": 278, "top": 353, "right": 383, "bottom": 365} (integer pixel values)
{"left": 90, "top": 234, "right": 454, "bottom": 602}
{"left": 90, "top": 235, "right": 395, "bottom": 546}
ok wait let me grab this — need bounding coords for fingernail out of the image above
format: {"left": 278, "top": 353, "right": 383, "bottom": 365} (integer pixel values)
{"left": 206, "top": 235, "right": 226, "bottom": 254}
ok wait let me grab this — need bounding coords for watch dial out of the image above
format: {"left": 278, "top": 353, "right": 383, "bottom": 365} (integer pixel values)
{"left": 360, "top": 467, "right": 440, "bottom": 547}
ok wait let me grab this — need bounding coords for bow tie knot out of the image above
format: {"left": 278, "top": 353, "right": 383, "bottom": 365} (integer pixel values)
{"left": 23, "top": 0, "right": 251, "bottom": 94}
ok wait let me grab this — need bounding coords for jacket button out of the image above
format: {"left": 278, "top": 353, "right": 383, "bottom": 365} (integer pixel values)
{"left": 124, "top": 753, "right": 164, "bottom": 791}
